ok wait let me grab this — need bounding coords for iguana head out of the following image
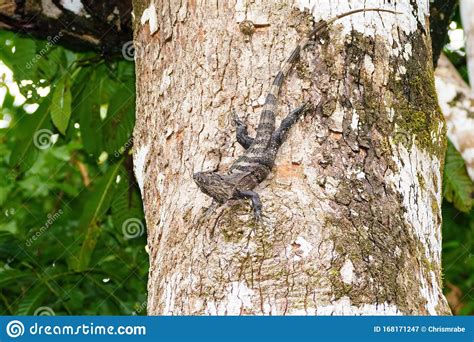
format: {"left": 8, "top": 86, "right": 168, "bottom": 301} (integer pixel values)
{"left": 193, "top": 171, "right": 236, "bottom": 203}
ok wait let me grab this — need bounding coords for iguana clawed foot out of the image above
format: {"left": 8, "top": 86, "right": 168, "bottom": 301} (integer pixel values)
{"left": 238, "top": 190, "right": 262, "bottom": 221}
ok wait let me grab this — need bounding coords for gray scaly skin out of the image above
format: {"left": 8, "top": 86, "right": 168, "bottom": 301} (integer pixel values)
{"left": 194, "top": 8, "right": 398, "bottom": 219}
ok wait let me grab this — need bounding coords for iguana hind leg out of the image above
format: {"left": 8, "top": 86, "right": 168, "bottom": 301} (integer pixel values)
{"left": 271, "top": 102, "right": 310, "bottom": 147}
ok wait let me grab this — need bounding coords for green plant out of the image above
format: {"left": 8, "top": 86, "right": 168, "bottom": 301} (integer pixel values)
{"left": 0, "top": 31, "right": 147, "bottom": 315}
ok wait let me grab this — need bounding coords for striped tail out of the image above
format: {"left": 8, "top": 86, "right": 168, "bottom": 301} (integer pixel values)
{"left": 254, "top": 43, "right": 305, "bottom": 145}
{"left": 254, "top": 7, "right": 398, "bottom": 144}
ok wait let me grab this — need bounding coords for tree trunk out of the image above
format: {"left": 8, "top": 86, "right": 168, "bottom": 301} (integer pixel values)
{"left": 132, "top": 0, "right": 451, "bottom": 315}
{"left": 460, "top": 0, "right": 474, "bottom": 91}
{"left": 435, "top": 54, "right": 474, "bottom": 180}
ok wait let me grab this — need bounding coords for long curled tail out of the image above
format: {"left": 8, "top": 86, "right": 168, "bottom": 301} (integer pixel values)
{"left": 255, "top": 8, "right": 398, "bottom": 142}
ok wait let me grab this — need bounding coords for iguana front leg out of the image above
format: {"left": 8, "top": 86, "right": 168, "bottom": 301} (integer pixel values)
{"left": 237, "top": 190, "right": 262, "bottom": 219}
{"left": 233, "top": 111, "right": 255, "bottom": 149}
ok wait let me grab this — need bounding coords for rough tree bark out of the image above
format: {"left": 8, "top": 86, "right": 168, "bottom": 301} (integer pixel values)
{"left": 132, "top": 0, "right": 451, "bottom": 315}
{"left": 0, "top": 0, "right": 455, "bottom": 62}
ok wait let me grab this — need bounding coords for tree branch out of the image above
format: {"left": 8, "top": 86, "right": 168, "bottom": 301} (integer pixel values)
{"left": 0, "top": 0, "right": 133, "bottom": 57}
{"left": 429, "top": 0, "right": 457, "bottom": 68}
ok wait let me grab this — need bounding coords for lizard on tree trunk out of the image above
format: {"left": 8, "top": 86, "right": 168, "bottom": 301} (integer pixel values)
{"left": 193, "top": 8, "right": 398, "bottom": 219}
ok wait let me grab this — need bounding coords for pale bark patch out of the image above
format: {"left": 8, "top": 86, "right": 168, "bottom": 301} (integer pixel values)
{"left": 403, "top": 43, "right": 413, "bottom": 61}
{"left": 41, "top": 0, "right": 62, "bottom": 18}
{"left": 141, "top": 3, "right": 158, "bottom": 35}
{"left": 134, "top": 143, "right": 150, "bottom": 195}
{"left": 60, "top": 0, "right": 85, "bottom": 15}
{"left": 329, "top": 103, "right": 344, "bottom": 133}
{"left": 235, "top": 0, "right": 269, "bottom": 25}
{"left": 296, "top": 0, "right": 427, "bottom": 38}
{"left": 386, "top": 142, "right": 446, "bottom": 314}
{"left": 315, "top": 297, "right": 401, "bottom": 315}
{"left": 205, "top": 281, "right": 255, "bottom": 315}
{"left": 340, "top": 259, "right": 354, "bottom": 284}
{"left": 420, "top": 270, "right": 441, "bottom": 315}
{"left": 387, "top": 143, "right": 443, "bottom": 264}
{"left": 286, "top": 236, "right": 314, "bottom": 261}
{"left": 363, "top": 55, "right": 375, "bottom": 75}
{"left": 398, "top": 65, "right": 407, "bottom": 75}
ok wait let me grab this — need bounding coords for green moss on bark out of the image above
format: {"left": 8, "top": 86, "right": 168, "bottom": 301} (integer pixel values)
{"left": 317, "top": 29, "right": 447, "bottom": 314}
{"left": 386, "top": 34, "right": 447, "bottom": 158}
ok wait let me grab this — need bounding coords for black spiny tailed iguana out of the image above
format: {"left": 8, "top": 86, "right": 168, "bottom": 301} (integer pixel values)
{"left": 193, "top": 8, "right": 398, "bottom": 219}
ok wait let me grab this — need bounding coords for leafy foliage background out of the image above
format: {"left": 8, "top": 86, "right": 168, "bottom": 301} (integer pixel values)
{"left": 0, "top": 10, "right": 473, "bottom": 316}
{"left": 0, "top": 32, "right": 147, "bottom": 315}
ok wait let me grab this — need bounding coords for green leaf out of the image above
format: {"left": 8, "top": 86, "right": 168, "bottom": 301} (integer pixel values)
{"left": 0, "top": 33, "right": 37, "bottom": 81}
{"left": 71, "top": 162, "right": 122, "bottom": 271}
{"left": 51, "top": 76, "right": 72, "bottom": 135}
{"left": 14, "top": 39, "right": 37, "bottom": 80}
{"left": 85, "top": 274, "right": 130, "bottom": 312}
{"left": 443, "top": 140, "right": 474, "bottom": 212}
{"left": 1, "top": 90, "right": 15, "bottom": 109}
{"left": 9, "top": 95, "right": 52, "bottom": 170}
{"left": 0, "top": 232, "right": 27, "bottom": 260}
{"left": 36, "top": 48, "right": 61, "bottom": 81}
{"left": 102, "top": 87, "right": 135, "bottom": 155}
{"left": 61, "top": 287, "right": 85, "bottom": 311}
{"left": 16, "top": 286, "right": 48, "bottom": 315}
{"left": 75, "top": 68, "right": 103, "bottom": 156}
{"left": 111, "top": 171, "right": 144, "bottom": 233}
{"left": 0, "top": 269, "right": 34, "bottom": 288}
